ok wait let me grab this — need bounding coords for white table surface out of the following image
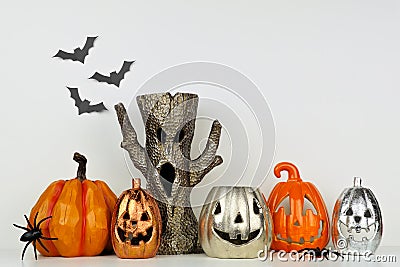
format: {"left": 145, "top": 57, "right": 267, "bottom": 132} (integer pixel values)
{"left": 0, "top": 247, "right": 398, "bottom": 267}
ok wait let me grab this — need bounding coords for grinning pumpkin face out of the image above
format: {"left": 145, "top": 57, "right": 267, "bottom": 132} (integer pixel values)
{"left": 199, "top": 186, "right": 272, "bottom": 258}
{"left": 332, "top": 177, "right": 382, "bottom": 254}
{"left": 111, "top": 178, "right": 161, "bottom": 258}
{"left": 267, "top": 162, "right": 329, "bottom": 252}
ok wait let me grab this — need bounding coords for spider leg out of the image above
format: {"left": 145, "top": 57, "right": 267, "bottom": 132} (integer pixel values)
{"left": 37, "top": 238, "right": 49, "bottom": 253}
{"left": 24, "top": 215, "right": 34, "bottom": 229}
{"left": 299, "top": 250, "right": 310, "bottom": 260}
{"left": 333, "top": 251, "right": 344, "bottom": 259}
{"left": 33, "top": 240, "right": 38, "bottom": 260}
{"left": 324, "top": 252, "right": 329, "bottom": 260}
{"left": 33, "top": 212, "right": 39, "bottom": 228}
{"left": 21, "top": 240, "right": 32, "bottom": 260}
{"left": 13, "top": 224, "right": 30, "bottom": 231}
{"left": 37, "top": 216, "right": 52, "bottom": 229}
{"left": 41, "top": 236, "right": 58, "bottom": 240}
{"left": 298, "top": 253, "right": 305, "bottom": 260}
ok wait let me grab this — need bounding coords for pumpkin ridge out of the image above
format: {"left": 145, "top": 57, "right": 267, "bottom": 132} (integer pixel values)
{"left": 43, "top": 180, "right": 65, "bottom": 255}
{"left": 30, "top": 180, "right": 66, "bottom": 256}
{"left": 95, "top": 180, "right": 118, "bottom": 212}
{"left": 79, "top": 180, "right": 88, "bottom": 256}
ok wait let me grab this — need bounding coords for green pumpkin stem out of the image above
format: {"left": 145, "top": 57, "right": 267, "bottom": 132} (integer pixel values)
{"left": 73, "top": 152, "right": 87, "bottom": 181}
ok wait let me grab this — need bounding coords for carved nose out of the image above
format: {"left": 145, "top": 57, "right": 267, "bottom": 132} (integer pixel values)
{"left": 165, "top": 143, "right": 173, "bottom": 155}
{"left": 234, "top": 213, "right": 243, "bottom": 224}
{"left": 354, "top": 216, "right": 361, "bottom": 223}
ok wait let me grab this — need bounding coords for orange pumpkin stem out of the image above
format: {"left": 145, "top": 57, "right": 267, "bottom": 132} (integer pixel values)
{"left": 73, "top": 152, "right": 87, "bottom": 182}
{"left": 274, "top": 162, "right": 302, "bottom": 182}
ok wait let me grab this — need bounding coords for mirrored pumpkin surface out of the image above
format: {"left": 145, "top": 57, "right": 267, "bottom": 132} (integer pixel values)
{"left": 199, "top": 186, "right": 272, "bottom": 258}
{"left": 332, "top": 177, "right": 382, "bottom": 254}
{"left": 111, "top": 179, "right": 162, "bottom": 258}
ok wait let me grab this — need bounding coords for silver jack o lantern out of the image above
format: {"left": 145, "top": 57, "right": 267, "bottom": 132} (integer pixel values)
{"left": 199, "top": 186, "right": 272, "bottom": 258}
{"left": 332, "top": 177, "right": 383, "bottom": 254}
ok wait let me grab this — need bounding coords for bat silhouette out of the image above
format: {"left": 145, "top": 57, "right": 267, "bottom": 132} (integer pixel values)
{"left": 89, "top": 60, "right": 135, "bottom": 87}
{"left": 53, "top": 36, "right": 97, "bottom": 64}
{"left": 67, "top": 87, "right": 107, "bottom": 115}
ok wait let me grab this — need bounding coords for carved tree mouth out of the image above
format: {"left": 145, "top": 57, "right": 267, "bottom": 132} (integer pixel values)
{"left": 159, "top": 162, "right": 176, "bottom": 197}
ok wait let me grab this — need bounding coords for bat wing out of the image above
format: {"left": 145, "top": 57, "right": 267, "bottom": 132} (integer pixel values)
{"left": 81, "top": 36, "right": 97, "bottom": 57}
{"left": 117, "top": 60, "right": 135, "bottom": 79}
{"left": 87, "top": 102, "right": 108, "bottom": 113}
{"left": 67, "top": 87, "right": 83, "bottom": 108}
{"left": 53, "top": 50, "right": 76, "bottom": 60}
{"left": 89, "top": 72, "right": 113, "bottom": 84}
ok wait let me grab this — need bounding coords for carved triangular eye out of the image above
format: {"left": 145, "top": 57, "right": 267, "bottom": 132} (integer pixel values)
{"left": 174, "top": 129, "right": 185, "bottom": 142}
{"left": 364, "top": 209, "right": 372, "bottom": 218}
{"left": 214, "top": 202, "right": 221, "bottom": 215}
{"left": 253, "top": 198, "right": 261, "bottom": 214}
{"left": 157, "top": 128, "right": 167, "bottom": 143}
{"left": 345, "top": 208, "right": 353, "bottom": 216}
{"left": 141, "top": 211, "right": 149, "bottom": 221}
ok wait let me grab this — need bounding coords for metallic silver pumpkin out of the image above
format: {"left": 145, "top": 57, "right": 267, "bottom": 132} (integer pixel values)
{"left": 332, "top": 177, "right": 382, "bottom": 254}
{"left": 199, "top": 186, "right": 272, "bottom": 258}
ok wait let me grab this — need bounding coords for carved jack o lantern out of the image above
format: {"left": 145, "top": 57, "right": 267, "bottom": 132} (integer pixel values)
{"left": 332, "top": 177, "right": 382, "bottom": 254}
{"left": 267, "top": 162, "right": 329, "bottom": 252}
{"left": 199, "top": 186, "right": 272, "bottom": 258}
{"left": 111, "top": 178, "right": 162, "bottom": 258}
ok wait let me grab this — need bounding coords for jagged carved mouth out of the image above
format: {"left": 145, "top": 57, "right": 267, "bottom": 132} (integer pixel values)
{"left": 339, "top": 221, "right": 376, "bottom": 242}
{"left": 117, "top": 227, "right": 153, "bottom": 245}
{"left": 159, "top": 162, "right": 175, "bottom": 197}
{"left": 213, "top": 228, "right": 261, "bottom": 245}
{"left": 276, "top": 221, "right": 323, "bottom": 244}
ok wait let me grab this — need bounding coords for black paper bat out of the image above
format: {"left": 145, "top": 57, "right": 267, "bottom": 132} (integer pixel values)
{"left": 89, "top": 60, "right": 135, "bottom": 87}
{"left": 67, "top": 87, "right": 107, "bottom": 115}
{"left": 53, "top": 36, "right": 97, "bottom": 64}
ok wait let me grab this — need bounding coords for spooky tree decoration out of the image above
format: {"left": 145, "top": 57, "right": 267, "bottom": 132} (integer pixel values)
{"left": 114, "top": 92, "right": 223, "bottom": 254}
{"left": 267, "top": 162, "right": 329, "bottom": 252}
{"left": 332, "top": 177, "right": 382, "bottom": 254}
{"left": 111, "top": 178, "right": 162, "bottom": 258}
{"left": 199, "top": 186, "right": 272, "bottom": 258}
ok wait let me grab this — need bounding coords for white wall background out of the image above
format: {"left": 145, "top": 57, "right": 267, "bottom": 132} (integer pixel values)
{"left": 1, "top": 0, "right": 399, "bottom": 250}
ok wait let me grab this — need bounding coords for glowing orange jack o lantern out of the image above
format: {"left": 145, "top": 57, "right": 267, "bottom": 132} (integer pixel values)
{"left": 267, "top": 162, "right": 329, "bottom": 251}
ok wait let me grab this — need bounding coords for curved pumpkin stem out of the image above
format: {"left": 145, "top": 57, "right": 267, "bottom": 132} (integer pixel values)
{"left": 274, "top": 162, "right": 302, "bottom": 182}
{"left": 132, "top": 178, "right": 141, "bottom": 189}
{"left": 73, "top": 152, "right": 87, "bottom": 182}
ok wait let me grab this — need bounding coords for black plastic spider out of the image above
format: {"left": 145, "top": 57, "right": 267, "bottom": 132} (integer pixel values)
{"left": 13, "top": 212, "right": 58, "bottom": 260}
{"left": 298, "top": 247, "right": 343, "bottom": 261}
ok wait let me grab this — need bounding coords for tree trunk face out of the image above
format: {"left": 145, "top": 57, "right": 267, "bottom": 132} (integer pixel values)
{"left": 115, "top": 92, "right": 223, "bottom": 254}
{"left": 137, "top": 93, "right": 198, "bottom": 202}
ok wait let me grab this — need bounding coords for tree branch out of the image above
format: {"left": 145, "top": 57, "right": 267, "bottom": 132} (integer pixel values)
{"left": 114, "top": 103, "right": 147, "bottom": 175}
{"left": 190, "top": 155, "right": 223, "bottom": 186}
{"left": 189, "top": 120, "right": 223, "bottom": 186}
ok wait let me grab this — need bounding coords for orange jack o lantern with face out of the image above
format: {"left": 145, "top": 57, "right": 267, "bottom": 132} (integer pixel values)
{"left": 267, "top": 162, "right": 329, "bottom": 251}
{"left": 111, "top": 178, "right": 162, "bottom": 258}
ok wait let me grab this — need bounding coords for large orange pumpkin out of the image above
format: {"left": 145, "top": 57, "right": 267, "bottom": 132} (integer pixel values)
{"left": 267, "top": 162, "right": 329, "bottom": 252}
{"left": 29, "top": 152, "right": 117, "bottom": 257}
